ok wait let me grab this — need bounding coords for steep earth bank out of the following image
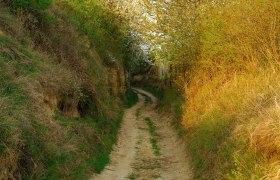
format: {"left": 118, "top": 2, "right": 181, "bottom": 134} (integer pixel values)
{"left": 0, "top": 3, "right": 130, "bottom": 179}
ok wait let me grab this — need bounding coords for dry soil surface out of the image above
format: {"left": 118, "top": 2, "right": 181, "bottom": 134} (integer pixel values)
{"left": 92, "top": 89, "right": 192, "bottom": 180}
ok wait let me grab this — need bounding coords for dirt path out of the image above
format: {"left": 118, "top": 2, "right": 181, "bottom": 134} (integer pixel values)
{"left": 92, "top": 89, "right": 192, "bottom": 180}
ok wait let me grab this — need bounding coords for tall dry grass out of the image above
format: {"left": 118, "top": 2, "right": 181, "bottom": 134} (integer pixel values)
{"left": 183, "top": 67, "right": 280, "bottom": 178}
{"left": 181, "top": 0, "right": 280, "bottom": 179}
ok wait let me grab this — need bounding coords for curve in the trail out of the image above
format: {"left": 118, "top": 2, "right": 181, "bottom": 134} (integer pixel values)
{"left": 92, "top": 89, "right": 192, "bottom": 180}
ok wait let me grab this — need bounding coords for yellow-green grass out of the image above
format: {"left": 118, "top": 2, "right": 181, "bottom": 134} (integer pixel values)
{"left": 0, "top": 32, "right": 126, "bottom": 179}
{"left": 0, "top": 4, "right": 136, "bottom": 178}
{"left": 144, "top": 117, "right": 160, "bottom": 156}
{"left": 183, "top": 68, "right": 280, "bottom": 179}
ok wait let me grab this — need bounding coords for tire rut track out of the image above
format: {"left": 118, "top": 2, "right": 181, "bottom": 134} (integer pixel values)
{"left": 92, "top": 89, "right": 192, "bottom": 180}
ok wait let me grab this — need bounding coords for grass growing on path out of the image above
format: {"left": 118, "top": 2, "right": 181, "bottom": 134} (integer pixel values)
{"left": 143, "top": 87, "right": 163, "bottom": 100}
{"left": 144, "top": 117, "right": 160, "bottom": 156}
{"left": 135, "top": 108, "right": 141, "bottom": 118}
{"left": 135, "top": 91, "right": 152, "bottom": 105}
{"left": 122, "top": 89, "right": 139, "bottom": 108}
{"left": 128, "top": 172, "right": 138, "bottom": 180}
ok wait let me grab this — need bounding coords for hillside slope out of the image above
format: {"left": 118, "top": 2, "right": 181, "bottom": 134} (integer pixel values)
{"left": 0, "top": 2, "right": 136, "bottom": 179}
{"left": 181, "top": 1, "right": 280, "bottom": 179}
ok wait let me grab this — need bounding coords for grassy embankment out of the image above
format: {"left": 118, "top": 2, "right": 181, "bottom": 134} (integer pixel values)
{"left": 145, "top": 79, "right": 280, "bottom": 179}
{"left": 122, "top": 89, "right": 139, "bottom": 108}
{"left": 136, "top": 91, "right": 152, "bottom": 105}
{"left": 0, "top": 1, "right": 138, "bottom": 179}
{"left": 147, "top": 1, "right": 280, "bottom": 179}
{"left": 143, "top": 87, "right": 185, "bottom": 138}
{"left": 181, "top": 1, "right": 280, "bottom": 179}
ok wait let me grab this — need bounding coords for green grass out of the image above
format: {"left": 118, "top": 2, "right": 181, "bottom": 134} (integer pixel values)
{"left": 9, "top": 0, "right": 52, "bottom": 11}
{"left": 150, "top": 137, "right": 160, "bottom": 156}
{"left": 51, "top": 110, "right": 124, "bottom": 178}
{"left": 0, "top": 34, "right": 48, "bottom": 179}
{"left": 86, "top": 153, "right": 110, "bottom": 173}
{"left": 0, "top": 36, "right": 32, "bottom": 147}
{"left": 148, "top": 87, "right": 237, "bottom": 178}
{"left": 145, "top": 87, "right": 186, "bottom": 138}
{"left": 143, "top": 86, "right": 163, "bottom": 100}
{"left": 185, "top": 111, "right": 236, "bottom": 179}
{"left": 142, "top": 87, "right": 183, "bottom": 119}
{"left": 160, "top": 88, "right": 187, "bottom": 138}
{"left": 0, "top": 2, "right": 140, "bottom": 179}
{"left": 144, "top": 117, "right": 160, "bottom": 156}
{"left": 0, "top": 32, "right": 125, "bottom": 179}
{"left": 122, "top": 88, "right": 139, "bottom": 108}
{"left": 157, "top": 88, "right": 184, "bottom": 116}
{"left": 0, "top": 34, "right": 77, "bottom": 179}
{"left": 136, "top": 91, "right": 152, "bottom": 105}
{"left": 128, "top": 172, "right": 138, "bottom": 180}
{"left": 135, "top": 108, "right": 141, "bottom": 118}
